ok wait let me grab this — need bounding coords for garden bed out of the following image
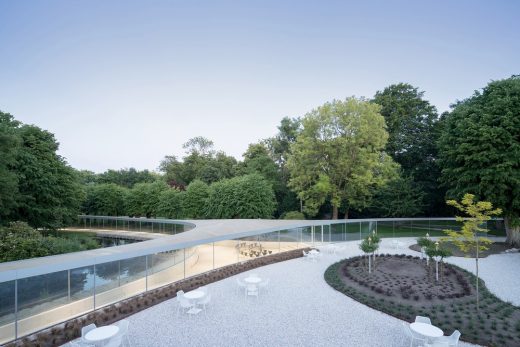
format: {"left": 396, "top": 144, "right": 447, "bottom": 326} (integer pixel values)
{"left": 325, "top": 254, "right": 520, "bottom": 347}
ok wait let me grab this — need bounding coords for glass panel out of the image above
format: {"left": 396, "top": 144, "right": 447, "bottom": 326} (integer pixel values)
{"left": 0, "top": 280, "right": 15, "bottom": 344}
{"left": 377, "top": 221, "right": 394, "bottom": 238}
{"left": 17, "top": 270, "right": 69, "bottom": 337}
{"left": 94, "top": 260, "right": 119, "bottom": 308}
{"left": 69, "top": 265, "right": 95, "bottom": 319}
{"left": 345, "top": 222, "right": 359, "bottom": 241}
{"left": 360, "top": 221, "right": 371, "bottom": 239}
{"left": 279, "top": 228, "right": 299, "bottom": 251}
{"left": 300, "top": 226, "right": 313, "bottom": 246}
{"left": 147, "top": 250, "right": 184, "bottom": 290}
{"left": 215, "top": 240, "right": 238, "bottom": 268}
{"left": 185, "top": 244, "right": 213, "bottom": 278}
{"left": 330, "top": 223, "right": 344, "bottom": 242}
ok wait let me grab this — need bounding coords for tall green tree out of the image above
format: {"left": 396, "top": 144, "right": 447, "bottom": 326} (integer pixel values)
{"left": 159, "top": 137, "right": 237, "bottom": 187}
{"left": 205, "top": 174, "right": 276, "bottom": 219}
{"left": 182, "top": 180, "right": 209, "bottom": 218}
{"left": 126, "top": 181, "right": 169, "bottom": 217}
{"left": 82, "top": 183, "right": 128, "bottom": 216}
{"left": 157, "top": 188, "right": 184, "bottom": 219}
{"left": 97, "top": 168, "right": 157, "bottom": 188}
{"left": 0, "top": 112, "right": 20, "bottom": 222}
{"left": 369, "top": 174, "right": 425, "bottom": 217}
{"left": 438, "top": 76, "right": 520, "bottom": 245}
{"left": 11, "top": 124, "right": 84, "bottom": 229}
{"left": 373, "top": 83, "right": 441, "bottom": 215}
{"left": 287, "top": 97, "right": 398, "bottom": 219}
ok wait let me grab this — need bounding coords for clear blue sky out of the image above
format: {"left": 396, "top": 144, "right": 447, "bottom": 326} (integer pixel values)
{"left": 1, "top": 0, "right": 518, "bottom": 172}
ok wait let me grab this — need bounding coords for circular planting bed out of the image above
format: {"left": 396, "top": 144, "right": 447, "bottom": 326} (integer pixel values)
{"left": 325, "top": 254, "right": 520, "bottom": 347}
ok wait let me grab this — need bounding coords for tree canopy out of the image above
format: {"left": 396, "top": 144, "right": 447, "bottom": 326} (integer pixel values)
{"left": 287, "top": 97, "right": 398, "bottom": 219}
{"left": 373, "top": 83, "right": 442, "bottom": 215}
{"left": 438, "top": 76, "right": 520, "bottom": 245}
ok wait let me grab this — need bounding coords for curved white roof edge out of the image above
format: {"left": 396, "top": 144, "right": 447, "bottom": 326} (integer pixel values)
{"left": 0, "top": 216, "right": 500, "bottom": 282}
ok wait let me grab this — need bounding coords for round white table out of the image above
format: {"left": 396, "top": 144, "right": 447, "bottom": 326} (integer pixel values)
{"left": 244, "top": 276, "right": 262, "bottom": 284}
{"left": 184, "top": 290, "right": 205, "bottom": 300}
{"left": 410, "top": 322, "right": 443, "bottom": 338}
{"left": 85, "top": 325, "right": 119, "bottom": 345}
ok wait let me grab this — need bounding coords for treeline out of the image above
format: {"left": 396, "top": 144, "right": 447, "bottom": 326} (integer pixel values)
{"left": 1, "top": 76, "right": 519, "bottom": 244}
{"left": 82, "top": 174, "right": 276, "bottom": 219}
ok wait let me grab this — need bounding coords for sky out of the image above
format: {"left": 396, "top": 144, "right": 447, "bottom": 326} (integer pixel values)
{"left": 0, "top": 0, "right": 518, "bottom": 173}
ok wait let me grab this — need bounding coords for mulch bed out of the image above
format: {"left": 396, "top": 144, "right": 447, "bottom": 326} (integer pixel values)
{"left": 325, "top": 254, "right": 520, "bottom": 347}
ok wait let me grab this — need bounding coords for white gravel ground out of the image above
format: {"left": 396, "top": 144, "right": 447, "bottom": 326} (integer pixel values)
{"left": 113, "top": 238, "right": 491, "bottom": 347}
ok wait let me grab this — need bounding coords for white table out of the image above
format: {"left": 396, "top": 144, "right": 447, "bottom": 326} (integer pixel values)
{"left": 85, "top": 325, "right": 119, "bottom": 346}
{"left": 410, "top": 322, "right": 443, "bottom": 339}
{"left": 184, "top": 290, "right": 205, "bottom": 314}
{"left": 244, "top": 276, "right": 262, "bottom": 284}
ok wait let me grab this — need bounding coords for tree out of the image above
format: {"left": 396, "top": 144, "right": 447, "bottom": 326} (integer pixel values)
{"left": 97, "top": 168, "right": 157, "bottom": 188}
{"left": 205, "top": 174, "right": 276, "bottom": 219}
{"left": 157, "top": 189, "right": 184, "bottom": 219}
{"left": 0, "top": 111, "right": 20, "bottom": 223}
{"left": 373, "top": 83, "right": 441, "bottom": 215}
{"left": 240, "top": 143, "right": 295, "bottom": 217}
{"left": 369, "top": 174, "right": 425, "bottom": 217}
{"left": 82, "top": 183, "right": 128, "bottom": 216}
{"left": 438, "top": 76, "right": 520, "bottom": 245}
{"left": 11, "top": 124, "right": 84, "bottom": 229}
{"left": 287, "top": 97, "right": 398, "bottom": 219}
{"left": 159, "top": 137, "right": 237, "bottom": 186}
{"left": 442, "top": 194, "right": 501, "bottom": 310}
{"left": 359, "top": 234, "right": 380, "bottom": 273}
{"left": 182, "top": 180, "right": 209, "bottom": 218}
{"left": 126, "top": 181, "right": 169, "bottom": 217}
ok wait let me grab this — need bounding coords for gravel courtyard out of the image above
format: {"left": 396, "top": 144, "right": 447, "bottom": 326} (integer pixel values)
{"left": 113, "top": 238, "right": 514, "bottom": 347}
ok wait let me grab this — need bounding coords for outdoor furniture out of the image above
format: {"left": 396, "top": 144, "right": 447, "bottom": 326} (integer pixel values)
{"left": 198, "top": 293, "right": 212, "bottom": 312}
{"left": 259, "top": 278, "right": 270, "bottom": 294}
{"left": 308, "top": 249, "right": 320, "bottom": 262}
{"left": 236, "top": 278, "right": 247, "bottom": 294}
{"left": 81, "top": 324, "right": 97, "bottom": 345}
{"left": 302, "top": 250, "right": 309, "bottom": 260}
{"left": 176, "top": 291, "right": 194, "bottom": 316}
{"left": 184, "top": 289, "right": 205, "bottom": 315}
{"left": 114, "top": 320, "right": 130, "bottom": 347}
{"left": 434, "top": 330, "right": 461, "bottom": 347}
{"left": 246, "top": 284, "right": 259, "bottom": 299}
{"left": 244, "top": 276, "right": 262, "bottom": 285}
{"left": 402, "top": 322, "right": 426, "bottom": 347}
{"left": 84, "top": 325, "right": 120, "bottom": 346}
{"left": 410, "top": 322, "right": 443, "bottom": 344}
{"left": 415, "top": 316, "right": 432, "bottom": 325}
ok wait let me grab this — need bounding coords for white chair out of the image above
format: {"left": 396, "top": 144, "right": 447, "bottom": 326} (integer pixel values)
{"left": 176, "top": 294, "right": 193, "bottom": 315}
{"left": 435, "top": 330, "right": 461, "bottom": 347}
{"left": 236, "top": 278, "right": 247, "bottom": 294}
{"left": 199, "top": 293, "right": 211, "bottom": 312}
{"left": 302, "top": 250, "right": 309, "bottom": 260}
{"left": 246, "top": 284, "right": 258, "bottom": 299}
{"left": 415, "top": 316, "right": 432, "bottom": 325}
{"left": 115, "top": 320, "right": 130, "bottom": 347}
{"left": 80, "top": 324, "right": 97, "bottom": 345}
{"left": 259, "top": 278, "right": 270, "bottom": 294}
{"left": 402, "top": 322, "right": 426, "bottom": 347}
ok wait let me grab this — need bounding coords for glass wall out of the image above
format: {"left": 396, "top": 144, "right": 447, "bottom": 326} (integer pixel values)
{"left": 147, "top": 249, "right": 184, "bottom": 290}
{"left": 0, "top": 280, "right": 15, "bottom": 344}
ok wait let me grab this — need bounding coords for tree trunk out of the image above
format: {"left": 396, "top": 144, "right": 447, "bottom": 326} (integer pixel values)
{"left": 332, "top": 205, "right": 338, "bottom": 220}
{"left": 504, "top": 216, "right": 520, "bottom": 247}
{"left": 344, "top": 210, "right": 349, "bottom": 219}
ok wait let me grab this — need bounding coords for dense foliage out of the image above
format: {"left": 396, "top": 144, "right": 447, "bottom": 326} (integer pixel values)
{"left": 205, "top": 174, "right": 276, "bottom": 219}
{"left": 0, "top": 222, "right": 99, "bottom": 262}
{"left": 0, "top": 111, "right": 84, "bottom": 229}
{"left": 287, "top": 97, "right": 398, "bottom": 219}
{"left": 438, "top": 76, "right": 520, "bottom": 245}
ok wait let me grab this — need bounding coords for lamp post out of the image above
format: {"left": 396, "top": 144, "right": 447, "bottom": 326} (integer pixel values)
{"left": 433, "top": 241, "right": 442, "bottom": 282}
{"left": 368, "top": 236, "right": 372, "bottom": 274}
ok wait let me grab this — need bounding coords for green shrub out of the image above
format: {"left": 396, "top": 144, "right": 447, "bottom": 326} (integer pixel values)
{"left": 281, "top": 211, "right": 305, "bottom": 220}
